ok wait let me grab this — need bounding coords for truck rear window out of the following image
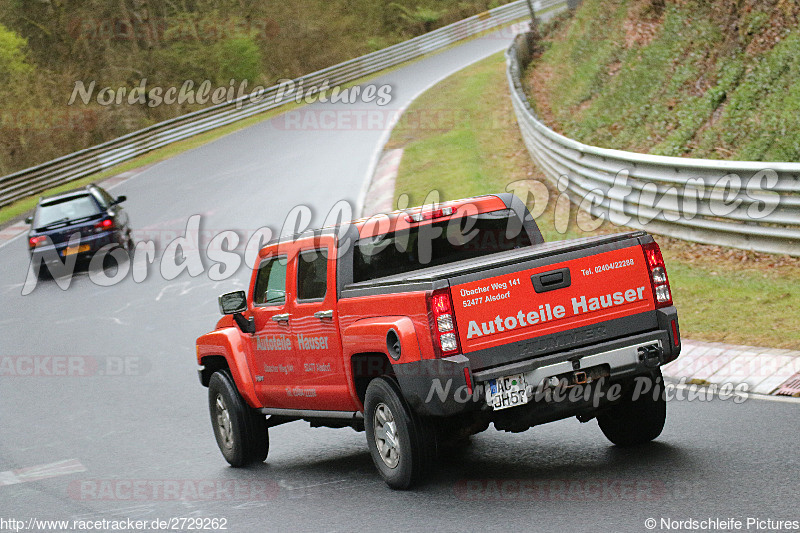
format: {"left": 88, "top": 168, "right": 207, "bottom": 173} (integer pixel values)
{"left": 353, "top": 209, "right": 532, "bottom": 282}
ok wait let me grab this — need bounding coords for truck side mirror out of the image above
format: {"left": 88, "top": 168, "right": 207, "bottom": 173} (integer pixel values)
{"left": 25, "top": 216, "right": 33, "bottom": 224}
{"left": 219, "top": 290, "right": 254, "bottom": 333}
{"left": 218, "top": 290, "right": 247, "bottom": 315}
{"left": 114, "top": 195, "right": 127, "bottom": 204}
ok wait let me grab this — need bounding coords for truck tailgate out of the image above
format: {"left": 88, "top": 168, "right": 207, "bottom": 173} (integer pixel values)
{"left": 450, "top": 244, "right": 654, "bottom": 355}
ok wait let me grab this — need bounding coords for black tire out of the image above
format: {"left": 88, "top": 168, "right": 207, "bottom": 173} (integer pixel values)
{"left": 439, "top": 435, "right": 472, "bottom": 453}
{"left": 364, "top": 377, "right": 435, "bottom": 489}
{"left": 208, "top": 371, "right": 269, "bottom": 466}
{"left": 433, "top": 419, "right": 472, "bottom": 457}
{"left": 125, "top": 232, "right": 135, "bottom": 253}
{"left": 102, "top": 248, "right": 119, "bottom": 271}
{"left": 34, "top": 261, "right": 52, "bottom": 280}
{"left": 597, "top": 370, "right": 666, "bottom": 447}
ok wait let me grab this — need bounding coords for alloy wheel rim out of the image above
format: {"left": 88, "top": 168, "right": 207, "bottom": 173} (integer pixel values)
{"left": 215, "top": 395, "right": 234, "bottom": 450}
{"left": 373, "top": 402, "right": 400, "bottom": 469}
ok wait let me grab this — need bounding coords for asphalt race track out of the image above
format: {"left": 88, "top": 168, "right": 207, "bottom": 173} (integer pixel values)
{"left": 1, "top": 26, "right": 798, "bottom": 533}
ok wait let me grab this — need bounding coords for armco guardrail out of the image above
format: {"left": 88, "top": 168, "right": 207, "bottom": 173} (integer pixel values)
{"left": 507, "top": 32, "right": 800, "bottom": 256}
{"left": 0, "top": 0, "right": 566, "bottom": 209}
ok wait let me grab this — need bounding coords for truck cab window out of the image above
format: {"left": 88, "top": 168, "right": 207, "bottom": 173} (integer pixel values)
{"left": 352, "top": 209, "right": 532, "bottom": 283}
{"left": 253, "top": 256, "right": 287, "bottom": 305}
{"left": 297, "top": 249, "right": 328, "bottom": 301}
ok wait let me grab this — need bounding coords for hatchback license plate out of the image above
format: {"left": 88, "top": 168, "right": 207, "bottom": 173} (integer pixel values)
{"left": 63, "top": 244, "right": 90, "bottom": 256}
{"left": 486, "top": 373, "right": 529, "bottom": 410}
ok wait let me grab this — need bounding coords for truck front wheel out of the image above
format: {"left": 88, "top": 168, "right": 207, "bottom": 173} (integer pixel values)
{"left": 597, "top": 370, "right": 666, "bottom": 447}
{"left": 208, "top": 371, "right": 269, "bottom": 466}
{"left": 364, "top": 377, "right": 434, "bottom": 489}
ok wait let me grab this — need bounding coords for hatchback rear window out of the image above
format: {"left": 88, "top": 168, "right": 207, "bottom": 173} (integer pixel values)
{"left": 35, "top": 195, "right": 101, "bottom": 227}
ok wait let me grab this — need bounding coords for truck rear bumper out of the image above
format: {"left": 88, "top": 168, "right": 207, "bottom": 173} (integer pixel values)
{"left": 395, "top": 308, "right": 679, "bottom": 417}
{"left": 474, "top": 335, "right": 664, "bottom": 389}
{"left": 472, "top": 333, "right": 667, "bottom": 384}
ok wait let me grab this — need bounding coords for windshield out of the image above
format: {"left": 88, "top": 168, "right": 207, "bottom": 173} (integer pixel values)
{"left": 35, "top": 195, "right": 101, "bottom": 228}
{"left": 353, "top": 209, "right": 532, "bottom": 283}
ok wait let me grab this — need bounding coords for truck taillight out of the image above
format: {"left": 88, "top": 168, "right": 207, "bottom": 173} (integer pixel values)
{"left": 428, "top": 288, "right": 460, "bottom": 357}
{"left": 642, "top": 241, "right": 672, "bottom": 308}
{"left": 405, "top": 206, "right": 455, "bottom": 223}
{"left": 28, "top": 235, "right": 46, "bottom": 248}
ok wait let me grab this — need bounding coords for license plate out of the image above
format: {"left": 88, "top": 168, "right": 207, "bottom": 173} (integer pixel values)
{"left": 63, "top": 244, "right": 91, "bottom": 256}
{"left": 486, "top": 373, "right": 529, "bottom": 410}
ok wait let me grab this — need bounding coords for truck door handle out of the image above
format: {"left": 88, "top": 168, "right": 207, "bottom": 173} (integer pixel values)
{"left": 314, "top": 310, "right": 333, "bottom": 319}
{"left": 271, "top": 313, "right": 290, "bottom": 323}
{"left": 531, "top": 267, "right": 571, "bottom": 293}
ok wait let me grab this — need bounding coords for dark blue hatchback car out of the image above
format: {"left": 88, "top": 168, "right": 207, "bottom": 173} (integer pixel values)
{"left": 26, "top": 184, "right": 133, "bottom": 272}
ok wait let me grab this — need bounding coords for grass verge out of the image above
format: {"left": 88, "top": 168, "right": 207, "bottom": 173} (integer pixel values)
{"left": 388, "top": 51, "right": 800, "bottom": 349}
{"left": 526, "top": 0, "right": 800, "bottom": 161}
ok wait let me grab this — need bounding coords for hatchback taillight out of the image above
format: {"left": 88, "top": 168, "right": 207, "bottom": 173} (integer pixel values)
{"left": 642, "top": 241, "right": 672, "bottom": 308}
{"left": 427, "top": 288, "right": 460, "bottom": 356}
{"left": 28, "top": 235, "right": 46, "bottom": 248}
{"left": 94, "top": 218, "right": 114, "bottom": 231}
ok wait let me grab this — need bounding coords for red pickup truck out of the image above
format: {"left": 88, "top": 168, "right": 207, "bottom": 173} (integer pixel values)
{"left": 196, "top": 193, "right": 680, "bottom": 489}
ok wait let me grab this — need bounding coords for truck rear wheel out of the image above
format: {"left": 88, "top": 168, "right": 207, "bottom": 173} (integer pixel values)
{"left": 597, "top": 370, "right": 666, "bottom": 447}
{"left": 208, "top": 371, "right": 269, "bottom": 466}
{"left": 364, "top": 377, "right": 434, "bottom": 489}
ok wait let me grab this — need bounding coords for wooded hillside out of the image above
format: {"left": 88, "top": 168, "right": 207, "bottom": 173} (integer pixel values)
{"left": 0, "top": 0, "right": 509, "bottom": 175}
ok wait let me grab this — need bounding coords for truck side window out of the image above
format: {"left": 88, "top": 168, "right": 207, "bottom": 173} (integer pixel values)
{"left": 253, "top": 256, "right": 287, "bottom": 305}
{"left": 297, "top": 249, "right": 327, "bottom": 301}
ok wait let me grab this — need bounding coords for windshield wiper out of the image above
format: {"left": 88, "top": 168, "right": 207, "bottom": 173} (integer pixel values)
{"left": 36, "top": 217, "right": 70, "bottom": 229}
